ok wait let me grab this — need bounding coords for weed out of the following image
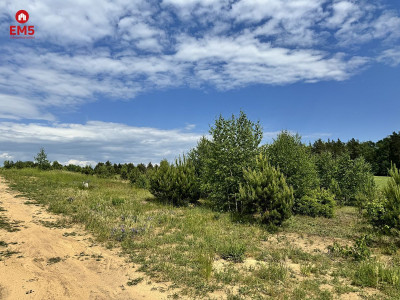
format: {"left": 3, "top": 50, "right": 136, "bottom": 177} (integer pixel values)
{"left": 218, "top": 240, "right": 246, "bottom": 263}
{"left": 352, "top": 260, "right": 400, "bottom": 290}
{"left": 47, "top": 257, "right": 62, "bottom": 264}
{"left": 254, "top": 262, "right": 287, "bottom": 282}
{"left": 111, "top": 198, "right": 125, "bottom": 206}
{"left": 328, "top": 235, "right": 371, "bottom": 261}
{"left": 39, "top": 219, "right": 71, "bottom": 229}
{"left": 127, "top": 277, "right": 144, "bottom": 286}
{"left": 0, "top": 241, "right": 7, "bottom": 247}
{"left": 0, "top": 249, "right": 20, "bottom": 261}
{"left": 63, "top": 232, "right": 77, "bottom": 237}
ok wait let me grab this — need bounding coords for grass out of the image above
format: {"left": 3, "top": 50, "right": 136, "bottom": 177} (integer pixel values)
{"left": 374, "top": 176, "right": 390, "bottom": 190}
{"left": 1, "top": 168, "right": 400, "bottom": 298}
{"left": 0, "top": 203, "right": 21, "bottom": 232}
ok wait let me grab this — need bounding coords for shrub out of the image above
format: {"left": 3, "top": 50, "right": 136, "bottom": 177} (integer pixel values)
{"left": 294, "top": 188, "right": 336, "bottom": 218}
{"left": 336, "top": 153, "right": 374, "bottom": 205}
{"left": 129, "top": 168, "right": 150, "bottom": 188}
{"left": 3, "top": 160, "right": 14, "bottom": 169}
{"left": 365, "top": 164, "right": 400, "bottom": 231}
{"left": 95, "top": 165, "right": 112, "bottom": 178}
{"left": 149, "top": 157, "right": 200, "bottom": 206}
{"left": 135, "top": 173, "right": 149, "bottom": 189}
{"left": 328, "top": 235, "right": 371, "bottom": 261}
{"left": 217, "top": 239, "right": 246, "bottom": 263}
{"left": 315, "top": 151, "right": 338, "bottom": 191}
{"left": 267, "top": 131, "right": 319, "bottom": 199}
{"left": 238, "top": 154, "right": 294, "bottom": 226}
{"left": 120, "top": 165, "right": 129, "bottom": 180}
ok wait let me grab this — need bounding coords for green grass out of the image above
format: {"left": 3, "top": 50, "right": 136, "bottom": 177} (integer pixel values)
{"left": 1, "top": 168, "right": 399, "bottom": 299}
{"left": 374, "top": 176, "right": 390, "bottom": 190}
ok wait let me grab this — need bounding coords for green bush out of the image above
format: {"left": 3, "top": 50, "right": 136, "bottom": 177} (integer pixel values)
{"left": 315, "top": 151, "right": 338, "bottom": 191}
{"left": 238, "top": 154, "right": 294, "bottom": 226}
{"left": 267, "top": 131, "right": 319, "bottom": 199}
{"left": 217, "top": 239, "right": 246, "bottom": 263}
{"left": 365, "top": 164, "right": 400, "bottom": 231}
{"left": 149, "top": 157, "right": 200, "bottom": 206}
{"left": 328, "top": 235, "right": 371, "bottom": 261}
{"left": 295, "top": 188, "right": 336, "bottom": 218}
{"left": 336, "top": 153, "right": 374, "bottom": 205}
{"left": 198, "top": 111, "right": 263, "bottom": 211}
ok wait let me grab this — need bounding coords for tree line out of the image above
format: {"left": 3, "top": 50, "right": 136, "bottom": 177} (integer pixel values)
{"left": 2, "top": 113, "right": 399, "bottom": 231}
{"left": 147, "top": 111, "right": 399, "bottom": 231}
{"left": 310, "top": 132, "right": 400, "bottom": 176}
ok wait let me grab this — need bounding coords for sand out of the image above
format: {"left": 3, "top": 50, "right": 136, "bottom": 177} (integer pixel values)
{"left": 0, "top": 177, "right": 170, "bottom": 300}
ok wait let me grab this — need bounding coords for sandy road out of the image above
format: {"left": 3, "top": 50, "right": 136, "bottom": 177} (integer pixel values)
{"left": 0, "top": 178, "right": 169, "bottom": 300}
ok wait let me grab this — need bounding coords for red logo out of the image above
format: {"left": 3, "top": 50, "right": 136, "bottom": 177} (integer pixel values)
{"left": 10, "top": 10, "right": 35, "bottom": 39}
{"left": 15, "top": 10, "right": 29, "bottom": 24}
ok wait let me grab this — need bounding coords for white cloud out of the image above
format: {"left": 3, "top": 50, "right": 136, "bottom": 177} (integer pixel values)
{"left": 0, "top": 0, "right": 398, "bottom": 123}
{"left": 0, "top": 152, "right": 13, "bottom": 160}
{"left": 62, "top": 159, "right": 97, "bottom": 167}
{"left": 0, "top": 121, "right": 202, "bottom": 164}
{"left": 0, "top": 94, "right": 54, "bottom": 120}
{"left": 378, "top": 47, "right": 400, "bottom": 66}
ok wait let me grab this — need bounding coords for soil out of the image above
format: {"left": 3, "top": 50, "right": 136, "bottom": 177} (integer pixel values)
{"left": 0, "top": 177, "right": 171, "bottom": 300}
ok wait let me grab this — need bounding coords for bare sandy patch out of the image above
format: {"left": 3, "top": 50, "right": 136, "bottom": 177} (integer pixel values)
{"left": 0, "top": 177, "right": 175, "bottom": 300}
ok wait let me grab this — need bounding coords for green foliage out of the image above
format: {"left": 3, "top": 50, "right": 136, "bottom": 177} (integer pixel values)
{"left": 52, "top": 161, "right": 63, "bottom": 170}
{"left": 365, "top": 164, "right": 400, "bottom": 231}
{"left": 315, "top": 151, "right": 338, "bottom": 191}
{"left": 120, "top": 165, "right": 129, "bottom": 180}
{"left": 352, "top": 260, "right": 400, "bottom": 289}
{"left": 238, "top": 154, "right": 294, "bottom": 226}
{"left": 336, "top": 153, "right": 374, "bottom": 205}
{"left": 129, "top": 168, "right": 149, "bottom": 188}
{"left": 255, "top": 263, "right": 288, "bottom": 282}
{"left": 267, "top": 131, "right": 319, "bottom": 199}
{"left": 149, "top": 157, "right": 200, "bottom": 206}
{"left": 295, "top": 188, "right": 336, "bottom": 218}
{"left": 328, "top": 235, "right": 371, "bottom": 261}
{"left": 217, "top": 239, "right": 246, "bottom": 263}
{"left": 111, "top": 197, "right": 125, "bottom": 206}
{"left": 34, "top": 148, "right": 51, "bottom": 170}
{"left": 95, "top": 165, "right": 113, "bottom": 178}
{"left": 3, "top": 160, "right": 14, "bottom": 169}
{"left": 199, "top": 111, "right": 263, "bottom": 211}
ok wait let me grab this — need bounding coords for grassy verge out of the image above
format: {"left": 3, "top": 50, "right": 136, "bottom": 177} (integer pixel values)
{"left": 374, "top": 176, "right": 390, "bottom": 190}
{"left": 1, "top": 168, "right": 399, "bottom": 299}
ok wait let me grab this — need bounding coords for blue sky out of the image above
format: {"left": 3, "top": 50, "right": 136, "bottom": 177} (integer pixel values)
{"left": 0, "top": 0, "right": 399, "bottom": 166}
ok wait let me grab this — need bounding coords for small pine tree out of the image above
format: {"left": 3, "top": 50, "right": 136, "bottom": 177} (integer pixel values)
{"left": 149, "top": 157, "right": 200, "bottom": 206}
{"left": 149, "top": 160, "right": 172, "bottom": 200}
{"left": 365, "top": 164, "right": 400, "bottom": 231}
{"left": 238, "top": 154, "right": 294, "bottom": 226}
{"left": 382, "top": 164, "right": 400, "bottom": 229}
{"left": 34, "top": 148, "right": 51, "bottom": 170}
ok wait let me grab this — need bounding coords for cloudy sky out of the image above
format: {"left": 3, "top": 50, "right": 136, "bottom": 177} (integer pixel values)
{"left": 0, "top": 0, "right": 399, "bottom": 166}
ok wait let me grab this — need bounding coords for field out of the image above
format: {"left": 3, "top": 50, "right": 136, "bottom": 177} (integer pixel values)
{"left": 1, "top": 169, "right": 400, "bottom": 299}
{"left": 374, "top": 176, "right": 390, "bottom": 190}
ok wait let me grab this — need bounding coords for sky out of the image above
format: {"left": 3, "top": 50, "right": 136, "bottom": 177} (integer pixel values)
{"left": 0, "top": 0, "right": 399, "bottom": 166}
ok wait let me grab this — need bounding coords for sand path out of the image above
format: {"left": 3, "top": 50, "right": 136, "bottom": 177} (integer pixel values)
{"left": 0, "top": 177, "right": 169, "bottom": 300}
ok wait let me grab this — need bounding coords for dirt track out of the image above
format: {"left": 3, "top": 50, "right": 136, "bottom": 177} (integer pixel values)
{"left": 0, "top": 177, "right": 168, "bottom": 300}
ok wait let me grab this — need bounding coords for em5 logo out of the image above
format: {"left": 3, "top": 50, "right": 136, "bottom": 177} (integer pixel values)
{"left": 10, "top": 10, "right": 35, "bottom": 38}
